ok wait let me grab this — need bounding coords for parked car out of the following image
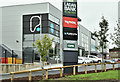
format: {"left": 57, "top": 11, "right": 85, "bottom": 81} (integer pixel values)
{"left": 78, "top": 57, "right": 93, "bottom": 64}
{"left": 78, "top": 57, "right": 85, "bottom": 64}
{"left": 117, "top": 59, "right": 120, "bottom": 63}
{"left": 86, "top": 55, "right": 102, "bottom": 63}
{"left": 112, "top": 59, "right": 120, "bottom": 63}
{"left": 104, "top": 59, "right": 115, "bottom": 63}
{"left": 84, "top": 57, "right": 93, "bottom": 64}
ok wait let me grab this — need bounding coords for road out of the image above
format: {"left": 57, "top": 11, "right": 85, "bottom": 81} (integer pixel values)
{"left": 0, "top": 64, "right": 120, "bottom": 80}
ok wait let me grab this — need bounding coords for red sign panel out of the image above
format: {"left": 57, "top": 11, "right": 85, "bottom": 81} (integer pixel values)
{"left": 63, "top": 17, "right": 78, "bottom": 28}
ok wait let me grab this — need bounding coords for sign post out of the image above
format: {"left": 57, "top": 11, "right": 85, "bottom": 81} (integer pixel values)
{"left": 63, "top": 0, "right": 78, "bottom": 73}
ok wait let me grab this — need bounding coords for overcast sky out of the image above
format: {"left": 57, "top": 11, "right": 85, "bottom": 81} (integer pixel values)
{"left": 0, "top": 0, "right": 119, "bottom": 48}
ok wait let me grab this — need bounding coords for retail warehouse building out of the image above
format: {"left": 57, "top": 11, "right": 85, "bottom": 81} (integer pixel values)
{"left": 0, "top": 2, "right": 98, "bottom": 64}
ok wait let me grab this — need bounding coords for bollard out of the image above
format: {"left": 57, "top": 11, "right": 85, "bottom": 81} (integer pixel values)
{"left": 113, "top": 64, "right": 115, "bottom": 70}
{"left": 10, "top": 72, "right": 14, "bottom": 82}
{"left": 29, "top": 70, "right": 32, "bottom": 81}
{"left": 46, "top": 69, "right": 48, "bottom": 79}
{"left": 95, "top": 64, "right": 97, "bottom": 73}
{"left": 60, "top": 68, "right": 63, "bottom": 77}
{"left": 73, "top": 65, "right": 76, "bottom": 75}
{"left": 104, "top": 64, "right": 106, "bottom": 72}
{"left": 85, "top": 65, "right": 87, "bottom": 74}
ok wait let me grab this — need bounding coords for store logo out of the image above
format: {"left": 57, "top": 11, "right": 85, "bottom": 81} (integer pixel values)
{"left": 64, "top": 2, "right": 77, "bottom": 14}
{"left": 30, "top": 16, "right": 41, "bottom": 32}
{"left": 63, "top": 17, "right": 78, "bottom": 28}
{"left": 67, "top": 0, "right": 74, "bottom": 2}
{"left": 65, "top": 20, "right": 76, "bottom": 25}
{"left": 64, "top": 32, "right": 77, "bottom": 36}
{"left": 67, "top": 43, "right": 75, "bottom": 48}
{"left": 50, "top": 23, "right": 54, "bottom": 33}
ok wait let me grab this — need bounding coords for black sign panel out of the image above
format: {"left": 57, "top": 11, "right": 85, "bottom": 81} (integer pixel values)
{"left": 23, "top": 14, "right": 41, "bottom": 34}
{"left": 63, "top": 1, "right": 77, "bottom": 18}
{"left": 23, "top": 14, "right": 48, "bottom": 34}
{"left": 63, "top": 0, "right": 78, "bottom": 41}
{"left": 63, "top": 27, "right": 77, "bottom": 40}
{"left": 63, "top": 50, "right": 78, "bottom": 62}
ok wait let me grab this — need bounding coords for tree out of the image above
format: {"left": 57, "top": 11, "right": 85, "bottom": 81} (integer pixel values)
{"left": 93, "top": 16, "right": 109, "bottom": 71}
{"left": 110, "top": 23, "right": 120, "bottom": 48}
{"left": 33, "top": 34, "right": 54, "bottom": 79}
{"left": 110, "top": 23, "right": 120, "bottom": 58}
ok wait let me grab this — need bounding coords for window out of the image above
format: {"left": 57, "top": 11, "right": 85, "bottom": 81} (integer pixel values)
{"left": 81, "top": 33, "right": 89, "bottom": 51}
{"left": 48, "top": 21, "right": 60, "bottom": 37}
{"left": 24, "top": 34, "right": 33, "bottom": 41}
{"left": 48, "top": 14, "right": 60, "bottom": 25}
{"left": 78, "top": 58, "right": 82, "bottom": 60}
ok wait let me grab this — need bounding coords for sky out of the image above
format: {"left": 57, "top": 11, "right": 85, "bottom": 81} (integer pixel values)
{"left": 0, "top": 0, "right": 119, "bottom": 49}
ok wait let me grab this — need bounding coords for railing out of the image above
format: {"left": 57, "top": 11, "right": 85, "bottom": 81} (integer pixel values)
{"left": 10, "top": 62, "right": 120, "bottom": 81}
{"left": 1, "top": 44, "right": 13, "bottom": 55}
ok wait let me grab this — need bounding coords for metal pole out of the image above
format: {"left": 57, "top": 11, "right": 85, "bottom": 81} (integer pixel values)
{"left": 32, "top": 50, "right": 34, "bottom": 63}
{"left": 57, "top": 43, "right": 59, "bottom": 64}
{"left": 22, "top": 51, "right": 24, "bottom": 64}
{"left": 5, "top": 50, "right": 7, "bottom": 64}
{"left": 12, "top": 50, "right": 13, "bottom": 64}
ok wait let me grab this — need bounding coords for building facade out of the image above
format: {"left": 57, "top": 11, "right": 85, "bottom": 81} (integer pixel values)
{"left": 109, "top": 48, "right": 120, "bottom": 58}
{"left": 0, "top": 3, "right": 62, "bottom": 64}
{"left": 118, "top": 2, "right": 120, "bottom": 48}
{"left": 0, "top": 2, "right": 98, "bottom": 64}
{"left": 78, "top": 24, "right": 98, "bottom": 57}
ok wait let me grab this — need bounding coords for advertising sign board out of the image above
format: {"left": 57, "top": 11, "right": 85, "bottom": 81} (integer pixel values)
{"left": 63, "top": 0, "right": 78, "bottom": 74}
{"left": 23, "top": 14, "right": 41, "bottom": 34}
{"left": 63, "top": 0, "right": 78, "bottom": 41}
{"left": 67, "top": 43, "right": 75, "bottom": 48}
{"left": 63, "top": 27, "right": 77, "bottom": 40}
{"left": 63, "top": 17, "right": 78, "bottom": 28}
{"left": 63, "top": 40, "right": 78, "bottom": 51}
{"left": 63, "top": 0, "right": 77, "bottom": 17}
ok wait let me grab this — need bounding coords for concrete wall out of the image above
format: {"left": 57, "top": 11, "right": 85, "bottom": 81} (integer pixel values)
{"left": 1, "top": 63, "right": 40, "bottom": 73}
{"left": 0, "top": 8, "right": 2, "bottom": 45}
{"left": 1, "top": 3, "right": 49, "bottom": 58}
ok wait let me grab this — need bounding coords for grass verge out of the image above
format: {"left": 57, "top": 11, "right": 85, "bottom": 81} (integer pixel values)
{"left": 53, "top": 70, "right": 120, "bottom": 80}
